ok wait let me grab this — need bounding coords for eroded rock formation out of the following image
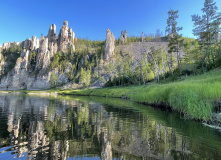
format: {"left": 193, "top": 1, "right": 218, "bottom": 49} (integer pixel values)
{"left": 124, "top": 30, "right": 127, "bottom": 43}
{"left": 2, "top": 42, "right": 19, "bottom": 50}
{"left": 2, "top": 42, "right": 12, "bottom": 50}
{"left": 0, "top": 20, "right": 75, "bottom": 90}
{"left": 120, "top": 30, "right": 127, "bottom": 44}
{"left": 104, "top": 28, "right": 115, "bottom": 59}
{"left": 58, "top": 20, "right": 75, "bottom": 53}
{"left": 120, "top": 31, "right": 124, "bottom": 44}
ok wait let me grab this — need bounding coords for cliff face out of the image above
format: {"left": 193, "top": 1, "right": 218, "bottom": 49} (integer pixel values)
{"left": 0, "top": 20, "right": 75, "bottom": 90}
{"left": 0, "top": 22, "right": 172, "bottom": 90}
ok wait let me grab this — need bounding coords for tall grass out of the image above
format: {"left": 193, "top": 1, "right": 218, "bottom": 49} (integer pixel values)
{"left": 59, "top": 68, "right": 221, "bottom": 121}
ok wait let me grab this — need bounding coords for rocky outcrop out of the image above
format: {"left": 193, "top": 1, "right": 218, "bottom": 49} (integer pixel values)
{"left": 47, "top": 24, "right": 57, "bottom": 54}
{"left": 31, "top": 35, "right": 40, "bottom": 50}
{"left": 116, "top": 42, "right": 169, "bottom": 69}
{"left": 120, "top": 30, "right": 127, "bottom": 44}
{"left": 104, "top": 28, "right": 115, "bottom": 59}
{"left": 2, "top": 42, "right": 20, "bottom": 50}
{"left": 47, "top": 24, "right": 57, "bottom": 42}
{"left": 2, "top": 42, "right": 12, "bottom": 50}
{"left": 36, "top": 36, "right": 49, "bottom": 70}
{"left": 0, "top": 20, "right": 75, "bottom": 90}
{"left": 120, "top": 31, "right": 124, "bottom": 44}
{"left": 124, "top": 30, "right": 127, "bottom": 43}
{"left": 0, "top": 21, "right": 171, "bottom": 90}
{"left": 57, "top": 20, "right": 75, "bottom": 53}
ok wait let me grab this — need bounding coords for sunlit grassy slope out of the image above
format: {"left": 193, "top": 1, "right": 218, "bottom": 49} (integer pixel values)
{"left": 59, "top": 68, "right": 221, "bottom": 121}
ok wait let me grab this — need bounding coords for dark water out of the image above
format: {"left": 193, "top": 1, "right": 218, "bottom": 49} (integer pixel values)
{"left": 0, "top": 94, "right": 221, "bottom": 160}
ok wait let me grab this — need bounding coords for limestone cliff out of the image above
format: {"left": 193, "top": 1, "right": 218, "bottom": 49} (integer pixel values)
{"left": 0, "top": 20, "right": 75, "bottom": 90}
{"left": 0, "top": 22, "right": 173, "bottom": 90}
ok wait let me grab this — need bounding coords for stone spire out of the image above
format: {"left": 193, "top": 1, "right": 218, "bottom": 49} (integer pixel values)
{"left": 120, "top": 30, "right": 127, "bottom": 44}
{"left": 58, "top": 20, "right": 75, "bottom": 52}
{"left": 31, "top": 36, "right": 40, "bottom": 50}
{"left": 47, "top": 24, "right": 57, "bottom": 42}
{"left": 47, "top": 24, "right": 57, "bottom": 54}
{"left": 120, "top": 30, "right": 124, "bottom": 44}
{"left": 124, "top": 30, "right": 127, "bottom": 43}
{"left": 105, "top": 28, "right": 115, "bottom": 60}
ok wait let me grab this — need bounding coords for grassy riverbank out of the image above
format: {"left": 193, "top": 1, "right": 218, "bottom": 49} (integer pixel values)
{"left": 1, "top": 68, "right": 221, "bottom": 121}
{"left": 58, "top": 68, "right": 221, "bottom": 121}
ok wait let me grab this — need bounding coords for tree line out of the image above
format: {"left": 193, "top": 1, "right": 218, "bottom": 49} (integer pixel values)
{"left": 0, "top": 0, "right": 220, "bottom": 88}
{"left": 106, "top": 0, "right": 221, "bottom": 87}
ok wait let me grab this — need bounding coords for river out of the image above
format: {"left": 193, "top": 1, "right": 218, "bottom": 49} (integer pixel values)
{"left": 0, "top": 94, "right": 220, "bottom": 160}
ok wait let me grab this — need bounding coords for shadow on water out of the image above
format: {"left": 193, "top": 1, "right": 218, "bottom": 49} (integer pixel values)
{"left": 0, "top": 93, "right": 220, "bottom": 160}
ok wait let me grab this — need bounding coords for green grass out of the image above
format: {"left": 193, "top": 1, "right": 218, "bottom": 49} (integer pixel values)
{"left": 2, "top": 68, "right": 221, "bottom": 121}
{"left": 58, "top": 68, "right": 221, "bottom": 121}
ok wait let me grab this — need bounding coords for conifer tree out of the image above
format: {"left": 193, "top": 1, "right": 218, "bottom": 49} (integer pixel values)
{"left": 192, "top": 0, "right": 221, "bottom": 64}
{"left": 50, "top": 72, "right": 59, "bottom": 88}
{"left": 166, "top": 10, "right": 183, "bottom": 75}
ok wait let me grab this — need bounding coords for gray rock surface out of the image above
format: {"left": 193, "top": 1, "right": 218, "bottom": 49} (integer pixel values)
{"left": 124, "top": 30, "right": 127, "bottom": 43}
{"left": 104, "top": 28, "right": 115, "bottom": 59}
{"left": 0, "top": 22, "right": 175, "bottom": 90}
{"left": 117, "top": 42, "right": 169, "bottom": 68}
{"left": 58, "top": 20, "right": 75, "bottom": 53}
{"left": 0, "top": 20, "right": 75, "bottom": 90}
{"left": 120, "top": 31, "right": 124, "bottom": 44}
{"left": 48, "top": 24, "right": 57, "bottom": 42}
{"left": 31, "top": 36, "right": 40, "bottom": 50}
{"left": 2, "top": 42, "right": 12, "bottom": 50}
{"left": 36, "top": 36, "right": 50, "bottom": 70}
{"left": 120, "top": 30, "right": 127, "bottom": 44}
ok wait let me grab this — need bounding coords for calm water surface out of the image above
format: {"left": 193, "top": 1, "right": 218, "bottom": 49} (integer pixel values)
{"left": 0, "top": 94, "right": 221, "bottom": 160}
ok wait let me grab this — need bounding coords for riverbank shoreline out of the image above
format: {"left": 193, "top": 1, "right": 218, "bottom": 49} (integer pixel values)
{"left": 57, "top": 87, "right": 221, "bottom": 125}
{"left": 0, "top": 88, "right": 221, "bottom": 127}
{"left": 0, "top": 68, "right": 221, "bottom": 126}
{"left": 0, "top": 87, "right": 220, "bottom": 128}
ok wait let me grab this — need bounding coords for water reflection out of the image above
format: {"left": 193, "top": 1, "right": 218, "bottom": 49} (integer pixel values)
{"left": 0, "top": 94, "right": 220, "bottom": 159}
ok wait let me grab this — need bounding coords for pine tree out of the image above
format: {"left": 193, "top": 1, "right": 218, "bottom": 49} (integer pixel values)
{"left": 192, "top": 0, "right": 221, "bottom": 64}
{"left": 182, "top": 39, "right": 193, "bottom": 71}
{"left": 161, "top": 49, "right": 167, "bottom": 79}
{"left": 79, "top": 67, "right": 86, "bottom": 85}
{"left": 143, "top": 54, "right": 149, "bottom": 82}
{"left": 86, "top": 69, "right": 91, "bottom": 87}
{"left": 149, "top": 47, "right": 161, "bottom": 82}
{"left": 50, "top": 72, "right": 59, "bottom": 88}
{"left": 166, "top": 10, "right": 183, "bottom": 75}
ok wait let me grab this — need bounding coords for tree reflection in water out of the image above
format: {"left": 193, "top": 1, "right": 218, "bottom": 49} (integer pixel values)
{"left": 0, "top": 94, "right": 220, "bottom": 159}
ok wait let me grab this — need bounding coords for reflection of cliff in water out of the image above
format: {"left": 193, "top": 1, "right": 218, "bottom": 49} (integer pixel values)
{"left": 0, "top": 94, "right": 220, "bottom": 159}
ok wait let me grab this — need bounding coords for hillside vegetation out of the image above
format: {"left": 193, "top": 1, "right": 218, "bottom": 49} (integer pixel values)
{"left": 58, "top": 68, "right": 221, "bottom": 121}
{"left": 0, "top": 0, "right": 221, "bottom": 122}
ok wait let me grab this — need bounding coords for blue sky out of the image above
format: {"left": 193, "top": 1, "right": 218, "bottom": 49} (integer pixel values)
{"left": 0, "top": 0, "right": 221, "bottom": 45}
